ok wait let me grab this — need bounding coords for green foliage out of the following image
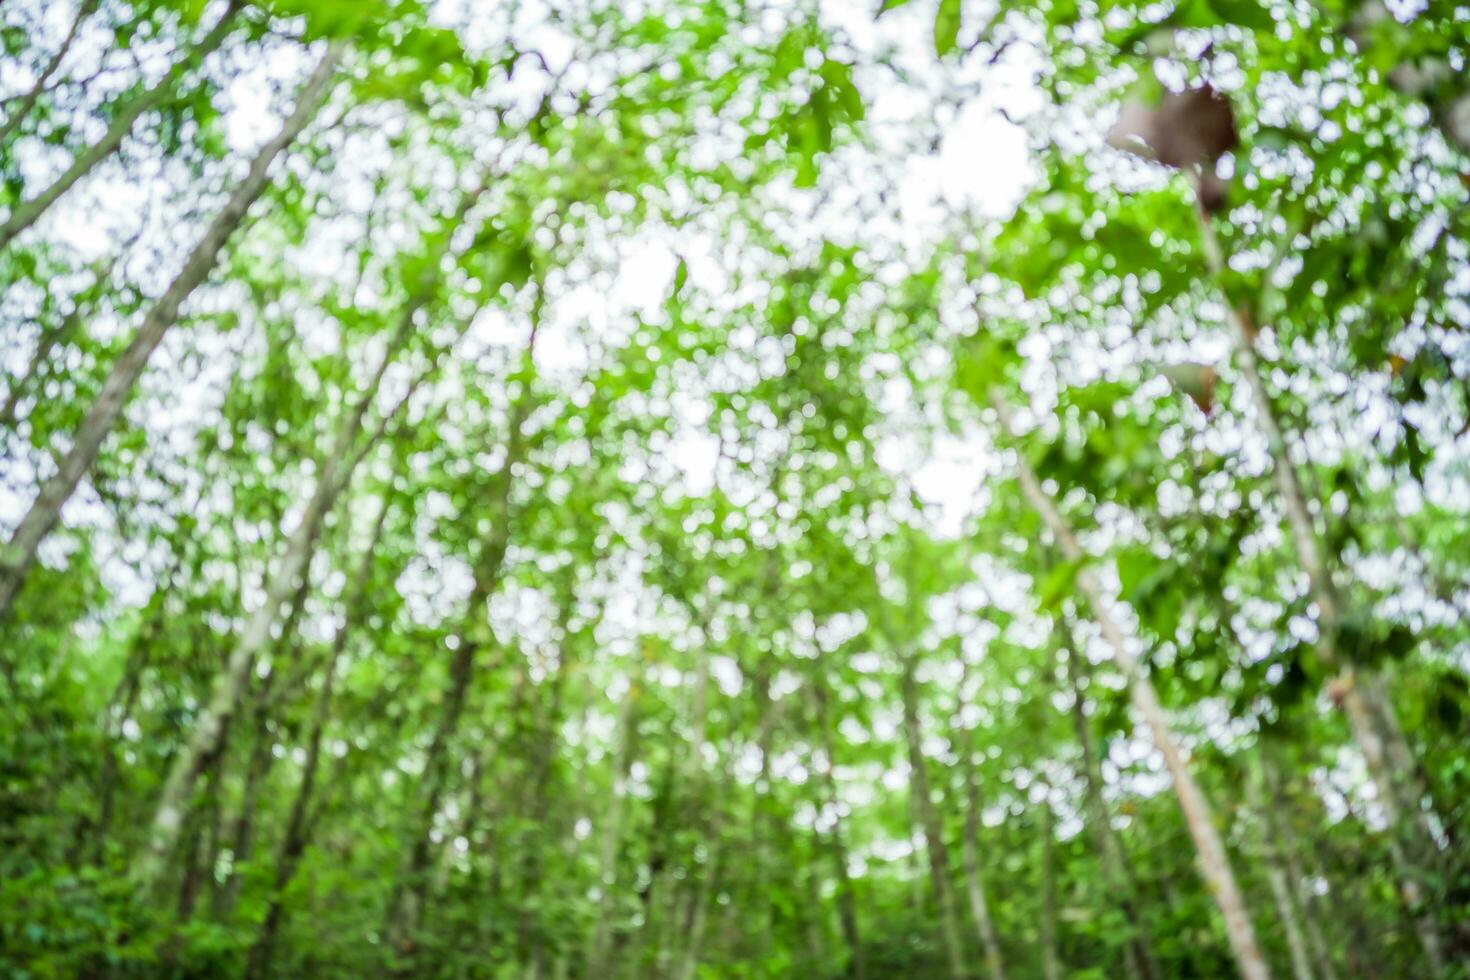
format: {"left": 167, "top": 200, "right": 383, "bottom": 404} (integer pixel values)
{"left": 1, "top": 0, "right": 1468, "bottom": 977}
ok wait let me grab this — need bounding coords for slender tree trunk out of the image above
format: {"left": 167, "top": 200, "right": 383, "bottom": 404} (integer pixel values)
{"left": 384, "top": 426, "right": 521, "bottom": 953}
{"left": 749, "top": 662, "right": 781, "bottom": 962}
{"left": 1247, "top": 765, "right": 1315, "bottom": 980}
{"left": 1259, "top": 752, "right": 1345, "bottom": 980}
{"left": 244, "top": 500, "right": 390, "bottom": 979}
{"left": 383, "top": 553, "right": 506, "bottom": 950}
{"left": 174, "top": 776, "right": 223, "bottom": 922}
{"left": 0, "top": 46, "right": 337, "bottom": 627}
{"left": 898, "top": 653, "right": 966, "bottom": 980}
{"left": 0, "top": 0, "right": 99, "bottom": 145}
{"left": 676, "top": 849, "right": 718, "bottom": 980}
{"left": 990, "top": 387, "right": 1271, "bottom": 980}
{"left": 1195, "top": 199, "right": 1449, "bottom": 972}
{"left": 802, "top": 826, "right": 830, "bottom": 970}
{"left": 1040, "top": 792, "right": 1062, "bottom": 980}
{"left": 516, "top": 597, "right": 580, "bottom": 973}
{"left": 0, "top": 302, "right": 81, "bottom": 431}
{"left": 211, "top": 706, "right": 274, "bottom": 917}
{"left": 812, "top": 675, "right": 868, "bottom": 980}
{"left": 79, "top": 561, "right": 178, "bottom": 859}
{"left": 133, "top": 268, "right": 408, "bottom": 897}
{"left": 1063, "top": 638, "right": 1157, "bottom": 980}
{"left": 0, "top": 1, "right": 243, "bottom": 253}
{"left": 210, "top": 575, "right": 311, "bottom": 921}
{"left": 381, "top": 317, "right": 531, "bottom": 958}
{"left": 586, "top": 687, "right": 640, "bottom": 976}
{"left": 955, "top": 662, "right": 1007, "bottom": 980}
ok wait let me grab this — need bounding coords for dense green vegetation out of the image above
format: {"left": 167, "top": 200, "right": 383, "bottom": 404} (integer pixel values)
{"left": 1, "top": 0, "right": 1467, "bottom": 976}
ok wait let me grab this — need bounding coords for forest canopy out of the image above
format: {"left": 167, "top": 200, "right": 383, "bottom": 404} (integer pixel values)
{"left": 1, "top": 0, "right": 1467, "bottom": 977}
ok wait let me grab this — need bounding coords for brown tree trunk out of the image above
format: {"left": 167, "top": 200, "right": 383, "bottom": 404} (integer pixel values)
{"left": 210, "top": 576, "right": 311, "bottom": 921}
{"left": 383, "top": 404, "right": 524, "bottom": 954}
{"left": 1247, "top": 764, "right": 1316, "bottom": 980}
{"left": 1260, "top": 752, "right": 1345, "bottom": 980}
{"left": 244, "top": 499, "right": 390, "bottom": 978}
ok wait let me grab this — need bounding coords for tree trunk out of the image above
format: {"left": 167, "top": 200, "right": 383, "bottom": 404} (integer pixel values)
{"left": 956, "top": 662, "right": 1007, "bottom": 980}
{"left": 133, "top": 259, "right": 409, "bottom": 897}
{"left": 210, "top": 576, "right": 311, "bottom": 921}
{"left": 812, "top": 675, "right": 868, "bottom": 980}
{"left": 80, "top": 560, "right": 178, "bottom": 860}
{"left": 0, "top": 45, "right": 338, "bottom": 627}
{"left": 898, "top": 653, "right": 967, "bottom": 980}
{"left": 990, "top": 387, "right": 1271, "bottom": 980}
{"left": 244, "top": 500, "right": 389, "bottom": 978}
{"left": 174, "top": 773, "right": 223, "bottom": 922}
{"left": 749, "top": 663, "right": 779, "bottom": 962}
{"left": 1063, "top": 638, "right": 1158, "bottom": 980}
{"left": 1260, "top": 753, "right": 1345, "bottom": 980}
{"left": 0, "top": 0, "right": 100, "bottom": 145}
{"left": 676, "top": 849, "right": 718, "bottom": 980}
{"left": 1040, "top": 792, "right": 1062, "bottom": 980}
{"left": 1195, "top": 200, "right": 1449, "bottom": 973}
{"left": 516, "top": 595, "right": 580, "bottom": 973}
{"left": 384, "top": 417, "right": 523, "bottom": 953}
{"left": 249, "top": 510, "right": 388, "bottom": 971}
{"left": 586, "top": 687, "right": 640, "bottom": 976}
{"left": 802, "top": 826, "right": 830, "bottom": 970}
{"left": 0, "top": 1, "right": 244, "bottom": 253}
{"left": 1247, "top": 765, "right": 1316, "bottom": 980}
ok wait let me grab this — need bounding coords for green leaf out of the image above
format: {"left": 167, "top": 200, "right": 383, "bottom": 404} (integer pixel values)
{"left": 934, "top": 0, "right": 962, "bottom": 57}
{"left": 1204, "top": 0, "right": 1275, "bottom": 30}
{"left": 1038, "top": 559, "right": 1081, "bottom": 611}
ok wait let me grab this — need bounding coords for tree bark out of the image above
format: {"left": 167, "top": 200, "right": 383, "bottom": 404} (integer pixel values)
{"left": 515, "top": 594, "right": 581, "bottom": 973}
{"left": 80, "top": 557, "right": 179, "bottom": 860}
{"left": 244, "top": 499, "right": 390, "bottom": 979}
{"left": 383, "top": 387, "right": 527, "bottom": 955}
{"left": 676, "top": 848, "right": 719, "bottom": 980}
{"left": 1247, "top": 764, "right": 1316, "bottom": 980}
{"left": 210, "top": 575, "right": 311, "bottom": 921}
{"left": 133, "top": 258, "right": 410, "bottom": 897}
{"left": 1063, "top": 637, "right": 1158, "bottom": 980}
{"left": 990, "top": 387, "right": 1271, "bottom": 980}
{"left": 898, "top": 652, "right": 967, "bottom": 980}
{"left": 585, "top": 686, "right": 640, "bottom": 976}
{"left": 1040, "top": 791, "right": 1062, "bottom": 980}
{"left": 1195, "top": 200, "right": 1449, "bottom": 973}
{"left": 955, "top": 660, "right": 1007, "bottom": 980}
{"left": 0, "top": 45, "right": 338, "bottom": 627}
{"left": 811, "top": 674, "right": 868, "bottom": 980}
{"left": 0, "top": 0, "right": 100, "bottom": 145}
{"left": 0, "top": 1, "right": 244, "bottom": 252}
{"left": 1260, "top": 752, "right": 1346, "bottom": 980}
